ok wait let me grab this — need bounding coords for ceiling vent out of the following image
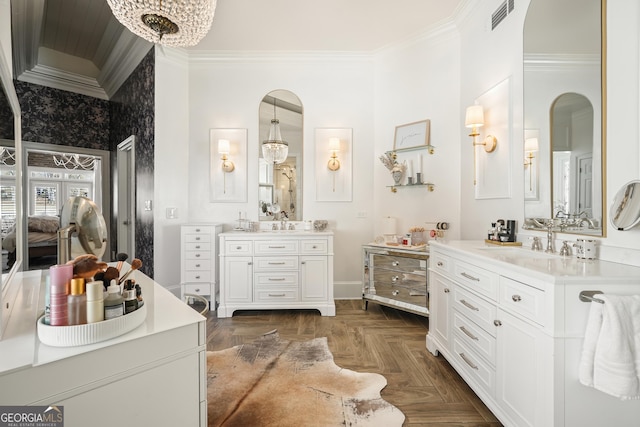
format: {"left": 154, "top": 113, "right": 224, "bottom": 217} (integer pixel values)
{"left": 491, "top": 0, "right": 515, "bottom": 30}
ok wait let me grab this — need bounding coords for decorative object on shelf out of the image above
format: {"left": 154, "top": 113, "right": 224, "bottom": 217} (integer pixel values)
{"left": 262, "top": 98, "right": 289, "bottom": 165}
{"left": 379, "top": 151, "right": 407, "bottom": 185}
{"left": 393, "top": 119, "right": 431, "bottom": 152}
{"left": 210, "top": 129, "right": 247, "bottom": 202}
{"left": 409, "top": 226, "right": 426, "bottom": 245}
{"left": 106, "top": 0, "right": 217, "bottom": 47}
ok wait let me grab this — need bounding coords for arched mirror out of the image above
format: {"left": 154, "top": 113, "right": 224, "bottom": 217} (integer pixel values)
{"left": 0, "top": 46, "right": 23, "bottom": 338}
{"left": 258, "top": 90, "right": 303, "bottom": 222}
{"left": 523, "top": 0, "right": 605, "bottom": 236}
{"left": 610, "top": 180, "right": 640, "bottom": 231}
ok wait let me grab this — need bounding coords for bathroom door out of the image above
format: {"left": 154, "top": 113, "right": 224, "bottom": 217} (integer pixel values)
{"left": 117, "top": 136, "right": 135, "bottom": 259}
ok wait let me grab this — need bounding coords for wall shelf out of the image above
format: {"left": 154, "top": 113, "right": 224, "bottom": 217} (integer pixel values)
{"left": 387, "top": 182, "right": 435, "bottom": 193}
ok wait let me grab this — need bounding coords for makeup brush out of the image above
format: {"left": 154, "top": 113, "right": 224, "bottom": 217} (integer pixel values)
{"left": 119, "top": 258, "right": 142, "bottom": 284}
{"left": 115, "top": 253, "right": 128, "bottom": 272}
{"left": 103, "top": 266, "right": 120, "bottom": 291}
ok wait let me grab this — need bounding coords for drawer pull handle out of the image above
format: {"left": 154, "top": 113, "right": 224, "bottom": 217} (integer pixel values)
{"left": 195, "top": 264, "right": 201, "bottom": 267}
{"left": 512, "top": 295, "right": 522, "bottom": 302}
{"left": 392, "top": 261, "right": 400, "bottom": 266}
{"left": 444, "top": 288, "right": 450, "bottom": 293}
{"left": 195, "top": 276, "right": 200, "bottom": 279}
{"left": 459, "top": 352, "right": 479, "bottom": 370}
{"left": 460, "top": 299, "right": 479, "bottom": 311}
{"left": 494, "top": 320, "right": 502, "bottom": 327}
{"left": 268, "top": 245, "right": 286, "bottom": 249}
{"left": 195, "top": 237, "right": 201, "bottom": 241}
{"left": 195, "top": 254, "right": 201, "bottom": 257}
{"left": 195, "top": 228, "right": 201, "bottom": 232}
{"left": 236, "top": 246, "right": 242, "bottom": 250}
{"left": 195, "top": 288, "right": 200, "bottom": 292}
{"left": 461, "top": 272, "right": 480, "bottom": 281}
{"left": 195, "top": 245, "right": 201, "bottom": 249}
{"left": 437, "top": 261, "right": 444, "bottom": 267}
{"left": 268, "top": 262, "right": 286, "bottom": 265}
{"left": 268, "top": 278, "right": 286, "bottom": 281}
{"left": 269, "top": 293, "right": 286, "bottom": 297}
{"left": 459, "top": 326, "right": 479, "bottom": 341}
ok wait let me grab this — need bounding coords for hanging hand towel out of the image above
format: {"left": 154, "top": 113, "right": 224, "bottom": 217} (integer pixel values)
{"left": 579, "top": 294, "right": 640, "bottom": 400}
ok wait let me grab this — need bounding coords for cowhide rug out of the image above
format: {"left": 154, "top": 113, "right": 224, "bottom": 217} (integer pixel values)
{"left": 207, "top": 330, "right": 405, "bottom": 426}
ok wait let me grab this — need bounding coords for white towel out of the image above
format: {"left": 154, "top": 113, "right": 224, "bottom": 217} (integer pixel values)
{"left": 579, "top": 294, "right": 640, "bottom": 400}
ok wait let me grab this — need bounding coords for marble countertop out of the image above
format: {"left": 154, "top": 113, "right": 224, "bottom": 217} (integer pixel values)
{"left": 220, "top": 230, "right": 333, "bottom": 236}
{"left": 429, "top": 240, "right": 640, "bottom": 283}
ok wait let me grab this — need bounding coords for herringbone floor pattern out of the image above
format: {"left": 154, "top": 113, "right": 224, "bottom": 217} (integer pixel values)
{"left": 205, "top": 300, "right": 502, "bottom": 426}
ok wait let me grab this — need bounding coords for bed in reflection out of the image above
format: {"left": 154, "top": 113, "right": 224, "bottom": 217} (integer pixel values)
{"left": 3, "top": 215, "right": 59, "bottom": 269}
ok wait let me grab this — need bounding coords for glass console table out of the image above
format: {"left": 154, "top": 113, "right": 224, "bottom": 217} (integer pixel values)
{"left": 362, "top": 244, "right": 429, "bottom": 317}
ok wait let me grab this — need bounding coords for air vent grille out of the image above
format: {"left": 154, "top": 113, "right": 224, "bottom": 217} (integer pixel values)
{"left": 491, "top": 0, "right": 515, "bottom": 30}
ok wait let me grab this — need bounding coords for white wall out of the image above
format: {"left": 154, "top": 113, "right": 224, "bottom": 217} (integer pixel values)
{"left": 154, "top": 47, "right": 191, "bottom": 290}
{"left": 185, "top": 54, "right": 375, "bottom": 284}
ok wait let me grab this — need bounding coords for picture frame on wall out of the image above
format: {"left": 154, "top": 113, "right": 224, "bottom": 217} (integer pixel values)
{"left": 393, "top": 119, "right": 430, "bottom": 152}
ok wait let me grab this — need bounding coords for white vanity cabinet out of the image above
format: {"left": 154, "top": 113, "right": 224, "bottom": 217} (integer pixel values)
{"left": 427, "top": 240, "right": 640, "bottom": 427}
{"left": 180, "top": 223, "right": 222, "bottom": 310}
{"left": 218, "top": 232, "right": 335, "bottom": 318}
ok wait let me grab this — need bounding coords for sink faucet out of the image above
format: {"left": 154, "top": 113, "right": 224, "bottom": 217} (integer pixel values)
{"left": 279, "top": 212, "right": 288, "bottom": 230}
{"left": 545, "top": 222, "right": 555, "bottom": 253}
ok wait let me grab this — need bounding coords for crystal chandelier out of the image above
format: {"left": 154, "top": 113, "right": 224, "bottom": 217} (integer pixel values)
{"left": 262, "top": 99, "right": 289, "bottom": 165}
{"left": 106, "top": 0, "right": 217, "bottom": 47}
{"left": 53, "top": 154, "right": 96, "bottom": 170}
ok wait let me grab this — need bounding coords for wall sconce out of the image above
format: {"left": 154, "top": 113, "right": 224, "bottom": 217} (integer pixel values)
{"left": 524, "top": 137, "right": 539, "bottom": 191}
{"left": 218, "top": 139, "right": 234, "bottom": 194}
{"left": 465, "top": 104, "right": 498, "bottom": 185}
{"left": 327, "top": 137, "right": 341, "bottom": 171}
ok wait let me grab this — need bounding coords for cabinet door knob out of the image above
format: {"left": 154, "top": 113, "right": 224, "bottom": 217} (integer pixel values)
{"left": 195, "top": 228, "right": 201, "bottom": 232}
{"left": 236, "top": 246, "right": 242, "bottom": 250}
{"left": 195, "top": 288, "right": 200, "bottom": 292}
{"left": 512, "top": 295, "right": 522, "bottom": 302}
{"left": 195, "top": 245, "right": 201, "bottom": 249}
{"left": 248, "top": 262, "right": 253, "bottom": 265}
{"left": 444, "top": 288, "right": 450, "bottom": 293}
{"left": 437, "top": 261, "right": 444, "bottom": 267}
{"left": 301, "top": 261, "right": 306, "bottom": 265}
{"left": 494, "top": 320, "right": 502, "bottom": 327}
{"left": 392, "top": 261, "right": 400, "bottom": 266}
{"left": 195, "top": 264, "right": 201, "bottom": 267}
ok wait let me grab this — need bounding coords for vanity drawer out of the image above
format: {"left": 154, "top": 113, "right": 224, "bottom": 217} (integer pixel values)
{"left": 225, "top": 241, "right": 253, "bottom": 255}
{"left": 255, "top": 288, "right": 298, "bottom": 302}
{"left": 183, "top": 283, "right": 212, "bottom": 296}
{"left": 185, "top": 259, "right": 211, "bottom": 271}
{"left": 453, "top": 311, "right": 496, "bottom": 365}
{"left": 185, "top": 250, "right": 210, "bottom": 261}
{"left": 372, "top": 254, "right": 423, "bottom": 272}
{"left": 185, "top": 242, "right": 211, "bottom": 251}
{"left": 452, "top": 336, "right": 495, "bottom": 397}
{"left": 254, "top": 256, "right": 298, "bottom": 271}
{"left": 183, "top": 271, "right": 211, "bottom": 282}
{"left": 184, "top": 233, "right": 211, "bottom": 244}
{"left": 368, "top": 282, "right": 427, "bottom": 309}
{"left": 453, "top": 285, "right": 497, "bottom": 336}
{"left": 254, "top": 240, "right": 299, "bottom": 255}
{"left": 300, "top": 239, "right": 328, "bottom": 254}
{"left": 430, "top": 252, "right": 451, "bottom": 275}
{"left": 254, "top": 271, "right": 299, "bottom": 286}
{"left": 499, "top": 277, "right": 545, "bottom": 326}
{"left": 453, "top": 260, "right": 498, "bottom": 301}
{"left": 182, "top": 225, "right": 213, "bottom": 235}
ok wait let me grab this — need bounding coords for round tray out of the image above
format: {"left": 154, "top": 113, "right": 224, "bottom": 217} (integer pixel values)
{"left": 37, "top": 303, "right": 147, "bottom": 347}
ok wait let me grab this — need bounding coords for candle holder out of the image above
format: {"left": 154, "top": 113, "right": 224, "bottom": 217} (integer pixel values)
{"left": 416, "top": 172, "right": 423, "bottom": 185}
{"left": 407, "top": 177, "right": 414, "bottom": 185}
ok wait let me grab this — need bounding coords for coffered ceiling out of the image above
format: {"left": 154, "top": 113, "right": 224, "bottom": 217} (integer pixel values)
{"left": 11, "top": 0, "right": 463, "bottom": 99}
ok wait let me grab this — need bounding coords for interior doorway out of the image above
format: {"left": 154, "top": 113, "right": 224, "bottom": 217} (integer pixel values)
{"left": 117, "top": 136, "right": 135, "bottom": 260}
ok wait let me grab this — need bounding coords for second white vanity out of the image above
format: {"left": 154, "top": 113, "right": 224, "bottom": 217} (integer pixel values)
{"left": 218, "top": 231, "right": 335, "bottom": 317}
{"left": 427, "top": 240, "right": 640, "bottom": 427}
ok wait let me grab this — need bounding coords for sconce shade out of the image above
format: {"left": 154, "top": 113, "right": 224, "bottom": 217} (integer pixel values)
{"left": 465, "top": 105, "right": 485, "bottom": 128}
{"left": 106, "top": 0, "right": 217, "bottom": 47}
{"left": 328, "top": 137, "right": 341, "bottom": 152}
{"left": 262, "top": 119, "right": 289, "bottom": 164}
{"left": 218, "top": 139, "right": 230, "bottom": 154}
{"left": 524, "top": 138, "right": 539, "bottom": 152}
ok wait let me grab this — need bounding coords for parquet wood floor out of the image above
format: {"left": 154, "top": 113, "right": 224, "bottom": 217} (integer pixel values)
{"left": 205, "top": 300, "right": 503, "bottom": 427}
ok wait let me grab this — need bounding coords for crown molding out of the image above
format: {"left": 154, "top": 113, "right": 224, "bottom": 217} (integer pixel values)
{"left": 100, "top": 32, "right": 152, "bottom": 98}
{"left": 18, "top": 64, "right": 108, "bottom": 100}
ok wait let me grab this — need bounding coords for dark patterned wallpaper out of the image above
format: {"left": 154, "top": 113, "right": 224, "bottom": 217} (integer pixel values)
{"left": 0, "top": 85, "right": 14, "bottom": 140}
{"left": 110, "top": 48, "right": 155, "bottom": 278}
{"left": 15, "top": 81, "right": 110, "bottom": 150}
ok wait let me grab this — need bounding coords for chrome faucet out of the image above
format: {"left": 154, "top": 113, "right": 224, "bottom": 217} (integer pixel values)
{"left": 279, "top": 212, "right": 288, "bottom": 230}
{"left": 545, "top": 222, "right": 555, "bottom": 253}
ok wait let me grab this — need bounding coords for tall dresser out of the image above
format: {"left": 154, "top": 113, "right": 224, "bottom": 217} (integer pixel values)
{"left": 180, "top": 223, "right": 223, "bottom": 310}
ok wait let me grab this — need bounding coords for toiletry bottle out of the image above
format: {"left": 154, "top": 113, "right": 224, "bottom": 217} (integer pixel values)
{"left": 68, "top": 278, "right": 87, "bottom": 325}
{"left": 49, "top": 264, "right": 73, "bottom": 326}
{"left": 86, "top": 280, "right": 105, "bottom": 323}
{"left": 104, "top": 279, "right": 124, "bottom": 320}
{"left": 123, "top": 289, "right": 138, "bottom": 314}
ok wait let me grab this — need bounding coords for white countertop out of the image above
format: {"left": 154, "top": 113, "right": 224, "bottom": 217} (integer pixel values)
{"left": 429, "top": 240, "right": 640, "bottom": 283}
{"left": 220, "top": 230, "right": 333, "bottom": 236}
{"left": 0, "top": 266, "right": 204, "bottom": 375}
